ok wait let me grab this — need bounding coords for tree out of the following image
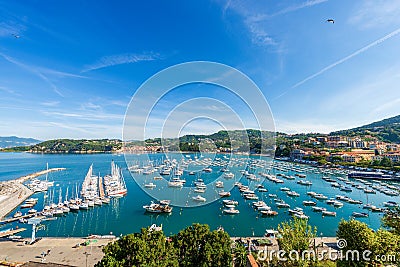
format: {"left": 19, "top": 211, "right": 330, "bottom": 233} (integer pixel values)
{"left": 233, "top": 243, "right": 247, "bottom": 267}
{"left": 382, "top": 206, "right": 400, "bottom": 235}
{"left": 276, "top": 218, "right": 317, "bottom": 267}
{"left": 336, "top": 219, "right": 375, "bottom": 267}
{"left": 371, "top": 229, "right": 400, "bottom": 265}
{"left": 380, "top": 157, "right": 393, "bottom": 168}
{"left": 96, "top": 224, "right": 233, "bottom": 266}
{"left": 95, "top": 228, "right": 178, "bottom": 267}
{"left": 171, "top": 223, "right": 232, "bottom": 267}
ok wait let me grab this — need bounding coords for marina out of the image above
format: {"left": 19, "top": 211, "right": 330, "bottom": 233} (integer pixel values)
{"left": 0, "top": 152, "right": 399, "bottom": 238}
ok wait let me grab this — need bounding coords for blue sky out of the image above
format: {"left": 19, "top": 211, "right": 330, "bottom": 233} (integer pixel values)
{"left": 1, "top": 0, "right": 400, "bottom": 140}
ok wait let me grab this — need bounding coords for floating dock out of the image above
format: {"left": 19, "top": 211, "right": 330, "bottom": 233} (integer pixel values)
{"left": 0, "top": 228, "right": 26, "bottom": 238}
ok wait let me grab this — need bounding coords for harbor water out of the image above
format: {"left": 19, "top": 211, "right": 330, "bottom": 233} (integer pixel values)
{"left": 0, "top": 152, "right": 398, "bottom": 238}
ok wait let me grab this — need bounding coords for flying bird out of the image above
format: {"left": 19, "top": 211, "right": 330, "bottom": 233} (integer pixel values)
{"left": 12, "top": 34, "right": 20, "bottom": 38}
{"left": 327, "top": 19, "right": 335, "bottom": 24}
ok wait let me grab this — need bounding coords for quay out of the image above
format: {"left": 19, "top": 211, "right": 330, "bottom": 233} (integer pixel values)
{"left": 0, "top": 213, "right": 39, "bottom": 226}
{"left": 0, "top": 168, "right": 65, "bottom": 220}
{"left": 0, "top": 228, "right": 26, "bottom": 238}
{"left": 15, "top": 168, "right": 66, "bottom": 183}
{"left": 0, "top": 237, "right": 113, "bottom": 267}
{"left": 0, "top": 236, "right": 338, "bottom": 266}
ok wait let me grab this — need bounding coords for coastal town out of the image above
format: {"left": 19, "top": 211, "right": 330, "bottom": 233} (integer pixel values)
{"left": 1, "top": 0, "right": 400, "bottom": 266}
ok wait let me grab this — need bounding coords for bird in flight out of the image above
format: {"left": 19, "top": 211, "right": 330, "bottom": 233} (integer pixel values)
{"left": 12, "top": 34, "right": 20, "bottom": 38}
{"left": 326, "top": 19, "right": 335, "bottom": 24}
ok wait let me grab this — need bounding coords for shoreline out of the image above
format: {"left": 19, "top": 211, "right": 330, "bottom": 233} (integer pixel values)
{"left": 0, "top": 168, "right": 65, "bottom": 220}
{"left": 0, "top": 236, "right": 338, "bottom": 266}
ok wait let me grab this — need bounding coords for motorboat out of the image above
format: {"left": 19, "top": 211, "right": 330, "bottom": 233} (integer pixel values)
{"left": 168, "top": 181, "right": 184, "bottom": 188}
{"left": 194, "top": 188, "right": 206, "bottom": 193}
{"left": 322, "top": 210, "right": 336, "bottom": 217}
{"left": 352, "top": 212, "right": 368, "bottom": 218}
{"left": 143, "top": 202, "right": 173, "bottom": 213}
{"left": 326, "top": 199, "right": 344, "bottom": 207}
{"left": 244, "top": 194, "right": 259, "bottom": 200}
{"left": 276, "top": 202, "right": 290, "bottom": 208}
{"left": 252, "top": 201, "right": 266, "bottom": 208}
{"left": 219, "top": 191, "right": 231, "bottom": 197}
{"left": 79, "top": 202, "right": 89, "bottom": 209}
{"left": 383, "top": 201, "right": 398, "bottom": 208}
{"left": 287, "top": 191, "right": 300, "bottom": 197}
{"left": 261, "top": 210, "right": 278, "bottom": 216}
{"left": 159, "top": 200, "right": 171, "bottom": 205}
{"left": 144, "top": 182, "right": 156, "bottom": 189}
{"left": 314, "top": 194, "right": 328, "bottom": 200}
{"left": 223, "top": 172, "right": 235, "bottom": 178}
{"left": 222, "top": 199, "right": 238, "bottom": 205}
{"left": 192, "top": 195, "right": 206, "bottom": 202}
{"left": 215, "top": 181, "right": 224, "bottom": 188}
{"left": 302, "top": 201, "right": 317, "bottom": 206}
{"left": 312, "top": 207, "right": 327, "bottom": 212}
{"left": 28, "top": 209, "right": 37, "bottom": 214}
{"left": 223, "top": 207, "right": 239, "bottom": 214}
{"left": 13, "top": 211, "right": 22, "bottom": 218}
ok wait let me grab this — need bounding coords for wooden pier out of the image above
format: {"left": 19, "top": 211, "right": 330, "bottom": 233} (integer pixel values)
{"left": 0, "top": 228, "right": 26, "bottom": 238}
{"left": 0, "top": 213, "right": 40, "bottom": 225}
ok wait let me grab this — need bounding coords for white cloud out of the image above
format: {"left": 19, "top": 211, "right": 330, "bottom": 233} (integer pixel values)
{"left": 0, "top": 86, "right": 15, "bottom": 94}
{"left": 0, "top": 21, "right": 26, "bottom": 37}
{"left": 0, "top": 52, "right": 88, "bottom": 97}
{"left": 41, "top": 101, "right": 60, "bottom": 107}
{"left": 349, "top": 1, "right": 400, "bottom": 29}
{"left": 82, "top": 52, "right": 162, "bottom": 72}
{"left": 273, "top": 26, "right": 400, "bottom": 100}
{"left": 372, "top": 98, "right": 400, "bottom": 114}
{"left": 275, "top": 119, "right": 343, "bottom": 134}
{"left": 223, "top": 0, "right": 327, "bottom": 48}
{"left": 42, "top": 110, "right": 124, "bottom": 121}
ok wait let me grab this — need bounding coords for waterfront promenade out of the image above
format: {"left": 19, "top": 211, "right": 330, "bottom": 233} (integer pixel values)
{"left": 0, "top": 236, "right": 338, "bottom": 266}
{"left": 0, "top": 237, "right": 113, "bottom": 267}
{"left": 0, "top": 168, "right": 65, "bottom": 220}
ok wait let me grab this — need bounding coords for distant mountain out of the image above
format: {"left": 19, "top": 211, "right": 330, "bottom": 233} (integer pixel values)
{"left": 0, "top": 136, "right": 41, "bottom": 149}
{"left": 332, "top": 115, "right": 400, "bottom": 143}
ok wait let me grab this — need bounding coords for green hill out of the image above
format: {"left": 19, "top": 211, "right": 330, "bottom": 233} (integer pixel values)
{"left": 332, "top": 115, "right": 400, "bottom": 143}
{"left": 145, "top": 129, "right": 276, "bottom": 154}
{"left": 2, "top": 139, "right": 123, "bottom": 153}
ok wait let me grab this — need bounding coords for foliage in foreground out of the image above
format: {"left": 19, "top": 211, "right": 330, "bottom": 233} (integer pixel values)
{"left": 337, "top": 219, "right": 400, "bottom": 267}
{"left": 95, "top": 223, "right": 232, "bottom": 267}
{"left": 382, "top": 206, "right": 400, "bottom": 235}
{"left": 260, "top": 218, "right": 318, "bottom": 267}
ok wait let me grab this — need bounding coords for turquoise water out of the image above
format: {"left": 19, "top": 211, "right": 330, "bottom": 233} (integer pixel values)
{"left": 0, "top": 152, "right": 398, "bottom": 238}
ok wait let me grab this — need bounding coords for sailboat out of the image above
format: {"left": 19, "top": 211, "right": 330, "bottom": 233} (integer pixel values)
{"left": 104, "top": 161, "right": 128, "bottom": 198}
{"left": 63, "top": 187, "right": 69, "bottom": 205}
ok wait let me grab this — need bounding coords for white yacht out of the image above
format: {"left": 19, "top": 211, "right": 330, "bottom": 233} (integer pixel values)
{"left": 192, "top": 195, "right": 206, "bottom": 202}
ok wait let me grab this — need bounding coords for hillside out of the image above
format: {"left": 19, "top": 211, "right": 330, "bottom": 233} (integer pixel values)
{"left": 2, "top": 139, "right": 123, "bottom": 153}
{"left": 0, "top": 136, "right": 41, "bottom": 149}
{"left": 144, "top": 129, "right": 276, "bottom": 154}
{"left": 332, "top": 115, "right": 400, "bottom": 143}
